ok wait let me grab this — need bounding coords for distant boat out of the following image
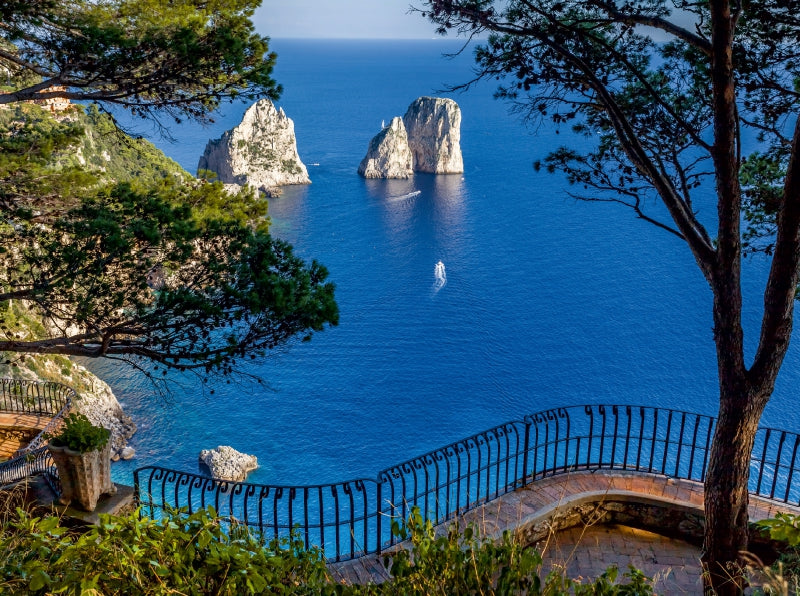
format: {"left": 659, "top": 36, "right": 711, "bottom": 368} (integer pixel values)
{"left": 434, "top": 260, "right": 447, "bottom": 291}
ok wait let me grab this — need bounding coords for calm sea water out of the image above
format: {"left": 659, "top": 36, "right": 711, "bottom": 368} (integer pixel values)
{"left": 91, "top": 40, "right": 800, "bottom": 486}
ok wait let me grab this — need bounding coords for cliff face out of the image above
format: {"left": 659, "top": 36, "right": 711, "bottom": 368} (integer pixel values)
{"left": 357, "top": 97, "right": 463, "bottom": 179}
{"left": 0, "top": 353, "right": 136, "bottom": 459}
{"left": 198, "top": 99, "right": 310, "bottom": 193}
{"left": 403, "top": 97, "right": 463, "bottom": 174}
{"left": 357, "top": 117, "right": 414, "bottom": 179}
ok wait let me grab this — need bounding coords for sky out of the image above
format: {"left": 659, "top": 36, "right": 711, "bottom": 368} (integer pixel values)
{"left": 254, "top": 1, "right": 697, "bottom": 41}
{"left": 254, "top": 0, "right": 439, "bottom": 39}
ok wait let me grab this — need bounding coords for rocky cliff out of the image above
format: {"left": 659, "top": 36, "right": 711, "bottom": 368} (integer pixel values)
{"left": 403, "top": 97, "right": 463, "bottom": 174}
{"left": 0, "top": 355, "right": 136, "bottom": 460}
{"left": 198, "top": 99, "right": 310, "bottom": 194}
{"left": 358, "top": 97, "right": 463, "bottom": 179}
{"left": 357, "top": 117, "right": 414, "bottom": 179}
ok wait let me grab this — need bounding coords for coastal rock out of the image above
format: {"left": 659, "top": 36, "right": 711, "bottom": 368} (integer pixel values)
{"left": 198, "top": 99, "right": 310, "bottom": 194}
{"left": 199, "top": 445, "right": 258, "bottom": 482}
{"left": 358, "top": 97, "right": 464, "bottom": 179}
{"left": 357, "top": 117, "right": 414, "bottom": 179}
{"left": 67, "top": 363, "right": 137, "bottom": 459}
{"left": 403, "top": 97, "right": 463, "bottom": 174}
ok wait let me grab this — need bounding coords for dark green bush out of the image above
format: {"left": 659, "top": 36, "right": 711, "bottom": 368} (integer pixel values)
{"left": 756, "top": 513, "right": 800, "bottom": 592}
{"left": 47, "top": 413, "right": 110, "bottom": 453}
{"left": 0, "top": 505, "right": 656, "bottom": 595}
{"left": 0, "top": 506, "right": 333, "bottom": 595}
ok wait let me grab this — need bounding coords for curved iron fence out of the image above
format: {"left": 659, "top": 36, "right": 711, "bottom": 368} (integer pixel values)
{"left": 134, "top": 404, "right": 800, "bottom": 562}
{"left": 0, "top": 378, "right": 74, "bottom": 416}
{"left": 0, "top": 378, "right": 74, "bottom": 489}
{"left": 0, "top": 446, "right": 60, "bottom": 494}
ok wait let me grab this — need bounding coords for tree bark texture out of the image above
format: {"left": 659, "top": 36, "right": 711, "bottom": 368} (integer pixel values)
{"left": 701, "top": 3, "right": 751, "bottom": 592}
{"left": 702, "top": 392, "right": 766, "bottom": 595}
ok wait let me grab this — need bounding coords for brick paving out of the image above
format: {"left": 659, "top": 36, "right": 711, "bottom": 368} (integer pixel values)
{"left": 330, "top": 470, "right": 800, "bottom": 590}
{"left": 540, "top": 523, "right": 703, "bottom": 594}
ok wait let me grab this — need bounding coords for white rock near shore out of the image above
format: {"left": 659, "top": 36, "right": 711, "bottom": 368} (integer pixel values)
{"left": 199, "top": 445, "right": 258, "bottom": 482}
{"left": 198, "top": 99, "right": 310, "bottom": 195}
{"left": 358, "top": 97, "right": 463, "bottom": 179}
{"left": 357, "top": 117, "right": 413, "bottom": 179}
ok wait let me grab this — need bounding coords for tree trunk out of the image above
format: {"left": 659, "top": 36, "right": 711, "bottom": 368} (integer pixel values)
{"left": 702, "top": 391, "right": 766, "bottom": 595}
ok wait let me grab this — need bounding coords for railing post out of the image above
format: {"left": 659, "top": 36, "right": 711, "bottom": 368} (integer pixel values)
{"left": 376, "top": 480, "right": 382, "bottom": 555}
{"left": 522, "top": 419, "right": 531, "bottom": 487}
{"left": 133, "top": 468, "right": 140, "bottom": 507}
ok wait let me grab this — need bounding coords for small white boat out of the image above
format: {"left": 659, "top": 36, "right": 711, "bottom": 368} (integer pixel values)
{"left": 434, "top": 260, "right": 447, "bottom": 291}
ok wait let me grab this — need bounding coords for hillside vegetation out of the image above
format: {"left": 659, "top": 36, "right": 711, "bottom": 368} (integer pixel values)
{"left": 0, "top": 102, "right": 210, "bottom": 384}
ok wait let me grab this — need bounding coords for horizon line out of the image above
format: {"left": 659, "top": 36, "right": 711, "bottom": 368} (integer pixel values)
{"left": 268, "top": 36, "right": 484, "bottom": 42}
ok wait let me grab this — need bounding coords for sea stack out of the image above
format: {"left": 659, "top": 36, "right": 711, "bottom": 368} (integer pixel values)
{"left": 358, "top": 97, "right": 463, "bottom": 179}
{"left": 403, "top": 97, "right": 463, "bottom": 174}
{"left": 357, "top": 117, "right": 414, "bottom": 179}
{"left": 198, "top": 99, "right": 310, "bottom": 195}
{"left": 199, "top": 446, "right": 258, "bottom": 482}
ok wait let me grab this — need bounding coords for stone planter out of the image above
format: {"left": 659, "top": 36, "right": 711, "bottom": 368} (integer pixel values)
{"left": 49, "top": 442, "right": 116, "bottom": 511}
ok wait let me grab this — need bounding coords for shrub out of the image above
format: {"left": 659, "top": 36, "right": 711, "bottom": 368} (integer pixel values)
{"left": 0, "top": 504, "right": 656, "bottom": 595}
{"left": 47, "top": 413, "right": 109, "bottom": 453}
{"left": 0, "top": 506, "right": 333, "bottom": 595}
{"left": 369, "top": 507, "right": 655, "bottom": 596}
{"left": 755, "top": 513, "right": 800, "bottom": 592}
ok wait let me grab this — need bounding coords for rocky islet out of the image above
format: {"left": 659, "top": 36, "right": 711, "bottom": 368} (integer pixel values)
{"left": 198, "top": 98, "right": 310, "bottom": 196}
{"left": 198, "top": 445, "right": 258, "bottom": 482}
{"left": 357, "top": 116, "right": 414, "bottom": 179}
{"left": 358, "top": 97, "right": 464, "bottom": 178}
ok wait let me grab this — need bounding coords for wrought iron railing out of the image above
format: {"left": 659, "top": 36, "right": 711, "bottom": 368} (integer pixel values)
{"left": 0, "top": 446, "right": 60, "bottom": 493}
{"left": 0, "top": 378, "right": 74, "bottom": 416}
{"left": 0, "top": 378, "right": 74, "bottom": 488}
{"left": 134, "top": 404, "right": 800, "bottom": 562}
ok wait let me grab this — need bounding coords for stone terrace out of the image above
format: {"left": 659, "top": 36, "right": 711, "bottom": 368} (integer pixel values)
{"left": 0, "top": 412, "right": 53, "bottom": 459}
{"left": 330, "top": 470, "right": 800, "bottom": 592}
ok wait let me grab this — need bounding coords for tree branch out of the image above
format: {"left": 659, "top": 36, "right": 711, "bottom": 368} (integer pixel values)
{"left": 566, "top": 191, "right": 687, "bottom": 239}
{"left": 585, "top": 0, "right": 712, "bottom": 54}
{"left": 750, "top": 117, "right": 800, "bottom": 387}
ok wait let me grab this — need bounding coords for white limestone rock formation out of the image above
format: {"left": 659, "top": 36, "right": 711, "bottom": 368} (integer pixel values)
{"left": 199, "top": 445, "right": 258, "bottom": 482}
{"left": 198, "top": 99, "right": 310, "bottom": 194}
{"left": 403, "top": 97, "right": 463, "bottom": 174}
{"left": 357, "top": 117, "right": 414, "bottom": 179}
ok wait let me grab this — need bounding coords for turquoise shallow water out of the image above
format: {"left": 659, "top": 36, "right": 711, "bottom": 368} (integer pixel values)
{"left": 88, "top": 39, "right": 800, "bottom": 487}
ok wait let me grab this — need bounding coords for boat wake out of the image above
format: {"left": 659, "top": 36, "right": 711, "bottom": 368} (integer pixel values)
{"left": 387, "top": 190, "right": 421, "bottom": 202}
{"left": 433, "top": 260, "right": 447, "bottom": 292}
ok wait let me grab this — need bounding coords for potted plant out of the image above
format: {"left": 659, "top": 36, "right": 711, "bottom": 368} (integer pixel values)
{"left": 47, "top": 413, "right": 116, "bottom": 511}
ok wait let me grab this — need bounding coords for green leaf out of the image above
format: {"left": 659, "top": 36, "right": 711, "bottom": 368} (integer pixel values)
{"left": 28, "top": 569, "right": 50, "bottom": 591}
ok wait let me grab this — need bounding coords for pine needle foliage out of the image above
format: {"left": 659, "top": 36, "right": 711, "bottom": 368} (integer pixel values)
{"left": 0, "top": 103, "right": 338, "bottom": 379}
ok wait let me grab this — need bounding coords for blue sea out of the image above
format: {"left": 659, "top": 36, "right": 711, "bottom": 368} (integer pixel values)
{"left": 90, "top": 39, "right": 800, "bottom": 486}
